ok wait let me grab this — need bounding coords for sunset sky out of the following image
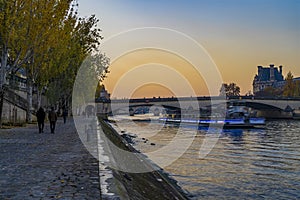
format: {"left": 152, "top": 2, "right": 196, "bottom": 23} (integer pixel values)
{"left": 79, "top": 0, "right": 300, "bottom": 98}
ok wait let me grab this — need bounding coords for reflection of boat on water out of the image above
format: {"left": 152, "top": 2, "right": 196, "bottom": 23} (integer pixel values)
{"left": 159, "top": 105, "right": 265, "bottom": 129}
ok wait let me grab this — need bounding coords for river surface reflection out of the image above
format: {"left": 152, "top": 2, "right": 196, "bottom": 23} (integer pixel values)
{"left": 110, "top": 118, "right": 300, "bottom": 199}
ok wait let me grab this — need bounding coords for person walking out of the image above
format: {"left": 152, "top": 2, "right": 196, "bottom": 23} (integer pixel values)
{"left": 36, "top": 107, "right": 46, "bottom": 133}
{"left": 48, "top": 107, "right": 57, "bottom": 134}
{"left": 62, "top": 108, "right": 68, "bottom": 124}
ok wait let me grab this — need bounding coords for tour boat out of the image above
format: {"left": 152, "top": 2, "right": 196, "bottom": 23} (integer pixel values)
{"left": 159, "top": 105, "right": 265, "bottom": 129}
{"left": 158, "top": 117, "right": 265, "bottom": 129}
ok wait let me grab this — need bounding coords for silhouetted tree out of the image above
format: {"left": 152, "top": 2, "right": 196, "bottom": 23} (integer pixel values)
{"left": 219, "top": 83, "right": 240, "bottom": 97}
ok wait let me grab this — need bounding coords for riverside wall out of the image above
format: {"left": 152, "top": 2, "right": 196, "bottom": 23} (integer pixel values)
{"left": 98, "top": 119, "right": 190, "bottom": 199}
{"left": 1, "top": 100, "right": 30, "bottom": 124}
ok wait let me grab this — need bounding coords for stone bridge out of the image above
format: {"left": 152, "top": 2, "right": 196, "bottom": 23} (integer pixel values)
{"left": 94, "top": 96, "right": 300, "bottom": 119}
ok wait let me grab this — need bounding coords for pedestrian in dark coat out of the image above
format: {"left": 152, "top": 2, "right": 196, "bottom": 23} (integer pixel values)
{"left": 36, "top": 107, "right": 46, "bottom": 133}
{"left": 48, "top": 107, "right": 57, "bottom": 134}
{"left": 62, "top": 108, "right": 68, "bottom": 124}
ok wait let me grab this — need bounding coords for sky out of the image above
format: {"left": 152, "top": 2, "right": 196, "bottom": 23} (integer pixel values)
{"left": 79, "top": 0, "right": 300, "bottom": 98}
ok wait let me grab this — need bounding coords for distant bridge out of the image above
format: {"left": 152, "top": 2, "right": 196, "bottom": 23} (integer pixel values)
{"left": 94, "top": 96, "right": 300, "bottom": 119}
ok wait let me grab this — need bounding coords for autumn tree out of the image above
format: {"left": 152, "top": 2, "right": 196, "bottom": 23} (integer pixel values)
{"left": 0, "top": 0, "right": 36, "bottom": 124}
{"left": 0, "top": 0, "right": 32, "bottom": 86}
{"left": 0, "top": 0, "right": 107, "bottom": 123}
{"left": 283, "top": 71, "right": 295, "bottom": 97}
{"left": 22, "top": 0, "right": 77, "bottom": 121}
{"left": 45, "top": 15, "right": 108, "bottom": 110}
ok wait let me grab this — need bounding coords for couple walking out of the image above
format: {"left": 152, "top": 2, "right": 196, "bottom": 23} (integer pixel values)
{"left": 36, "top": 107, "right": 58, "bottom": 134}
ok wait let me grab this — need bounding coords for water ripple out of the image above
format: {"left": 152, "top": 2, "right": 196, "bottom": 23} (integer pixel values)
{"left": 114, "top": 119, "right": 300, "bottom": 199}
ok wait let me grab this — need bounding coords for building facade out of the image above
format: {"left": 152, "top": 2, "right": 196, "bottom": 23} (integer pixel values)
{"left": 253, "top": 64, "right": 285, "bottom": 95}
{"left": 99, "top": 85, "right": 110, "bottom": 101}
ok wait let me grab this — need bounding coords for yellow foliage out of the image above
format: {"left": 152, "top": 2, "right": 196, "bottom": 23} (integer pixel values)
{"left": 283, "top": 71, "right": 296, "bottom": 97}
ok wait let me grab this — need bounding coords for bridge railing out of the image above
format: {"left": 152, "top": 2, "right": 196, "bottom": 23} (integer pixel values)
{"left": 227, "top": 96, "right": 300, "bottom": 101}
{"left": 106, "top": 96, "right": 300, "bottom": 103}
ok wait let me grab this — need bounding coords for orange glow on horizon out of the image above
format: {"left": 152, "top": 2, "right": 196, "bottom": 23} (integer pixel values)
{"left": 102, "top": 49, "right": 210, "bottom": 98}
{"left": 130, "top": 83, "right": 176, "bottom": 99}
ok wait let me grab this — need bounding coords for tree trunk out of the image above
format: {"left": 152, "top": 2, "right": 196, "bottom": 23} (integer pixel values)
{"left": 37, "top": 88, "right": 42, "bottom": 108}
{"left": 26, "top": 79, "right": 33, "bottom": 122}
{"left": 0, "top": 91, "right": 4, "bottom": 127}
{"left": 0, "top": 46, "right": 8, "bottom": 126}
{"left": 0, "top": 47, "right": 8, "bottom": 87}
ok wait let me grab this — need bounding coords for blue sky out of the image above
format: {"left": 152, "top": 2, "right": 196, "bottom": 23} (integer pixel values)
{"left": 80, "top": 0, "right": 300, "bottom": 36}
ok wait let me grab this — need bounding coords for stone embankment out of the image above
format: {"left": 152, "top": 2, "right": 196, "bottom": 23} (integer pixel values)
{"left": 98, "top": 119, "right": 190, "bottom": 200}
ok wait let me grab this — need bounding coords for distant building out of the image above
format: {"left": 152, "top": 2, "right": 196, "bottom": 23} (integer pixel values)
{"left": 0, "top": 66, "right": 27, "bottom": 91}
{"left": 99, "top": 85, "right": 110, "bottom": 101}
{"left": 253, "top": 64, "right": 285, "bottom": 95}
{"left": 7, "top": 72, "right": 27, "bottom": 91}
{"left": 294, "top": 77, "right": 300, "bottom": 82}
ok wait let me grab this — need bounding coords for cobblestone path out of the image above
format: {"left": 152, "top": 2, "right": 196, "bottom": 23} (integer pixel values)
{"left": 0, "top": 118, "right": 101, "bottom": 200}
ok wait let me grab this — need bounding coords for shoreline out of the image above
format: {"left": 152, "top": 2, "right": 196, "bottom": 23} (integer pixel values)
{"left": 98, "top": 119, "right": 191, "bottom": 199}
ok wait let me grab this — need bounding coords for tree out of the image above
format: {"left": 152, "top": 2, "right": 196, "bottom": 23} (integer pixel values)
{"left": 45, "top": 15, "right": 107, "bottom": 110}
{"left": 71, "top": 53, "right": 110, "bottom": 109}
{"left": 294, "top": 81, "right": 300, "bottom": 97}
{"left": 219, "top": 83, "right": 240, "bottom": 97}
{"left": 0, "top": 0, "right": 34, "bottom": 125}
{"left": 22, "top": 0, "right": 76, "bottom": 121}
{"left": 283, "top": 71, "right": 295, "bottom": 97}
{"left": 219, "top": 84, "right": 226, "bottom": 96}
{"left": 0, "top": 0, "right": 33, "bottom": 84}
{"left": 0, "top": 0, "right": 106, "bottom": 123}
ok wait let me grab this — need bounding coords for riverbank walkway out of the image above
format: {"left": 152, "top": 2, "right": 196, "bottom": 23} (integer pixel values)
{"left": 0, "top": 118, "right": 101, "bottom": 199}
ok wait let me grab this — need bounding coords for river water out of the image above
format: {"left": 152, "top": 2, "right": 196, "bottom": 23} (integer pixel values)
{"left": 110, "top": 116, "right": 300, "bottom": 199}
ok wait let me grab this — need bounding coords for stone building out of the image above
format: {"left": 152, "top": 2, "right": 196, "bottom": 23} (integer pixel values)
{"left": 253, "top": 64, "right": 285, "bottom": 95}
{"left": 1, "top": 70, "right": 40, "bottom": 124}
{"left": 99, "top": 85, "right": 110, "bottom": 101}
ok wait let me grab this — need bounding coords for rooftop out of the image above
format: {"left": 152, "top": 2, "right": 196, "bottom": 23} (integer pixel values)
{"left": 254, "top": 65, "right": 284, "bottom": 82}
